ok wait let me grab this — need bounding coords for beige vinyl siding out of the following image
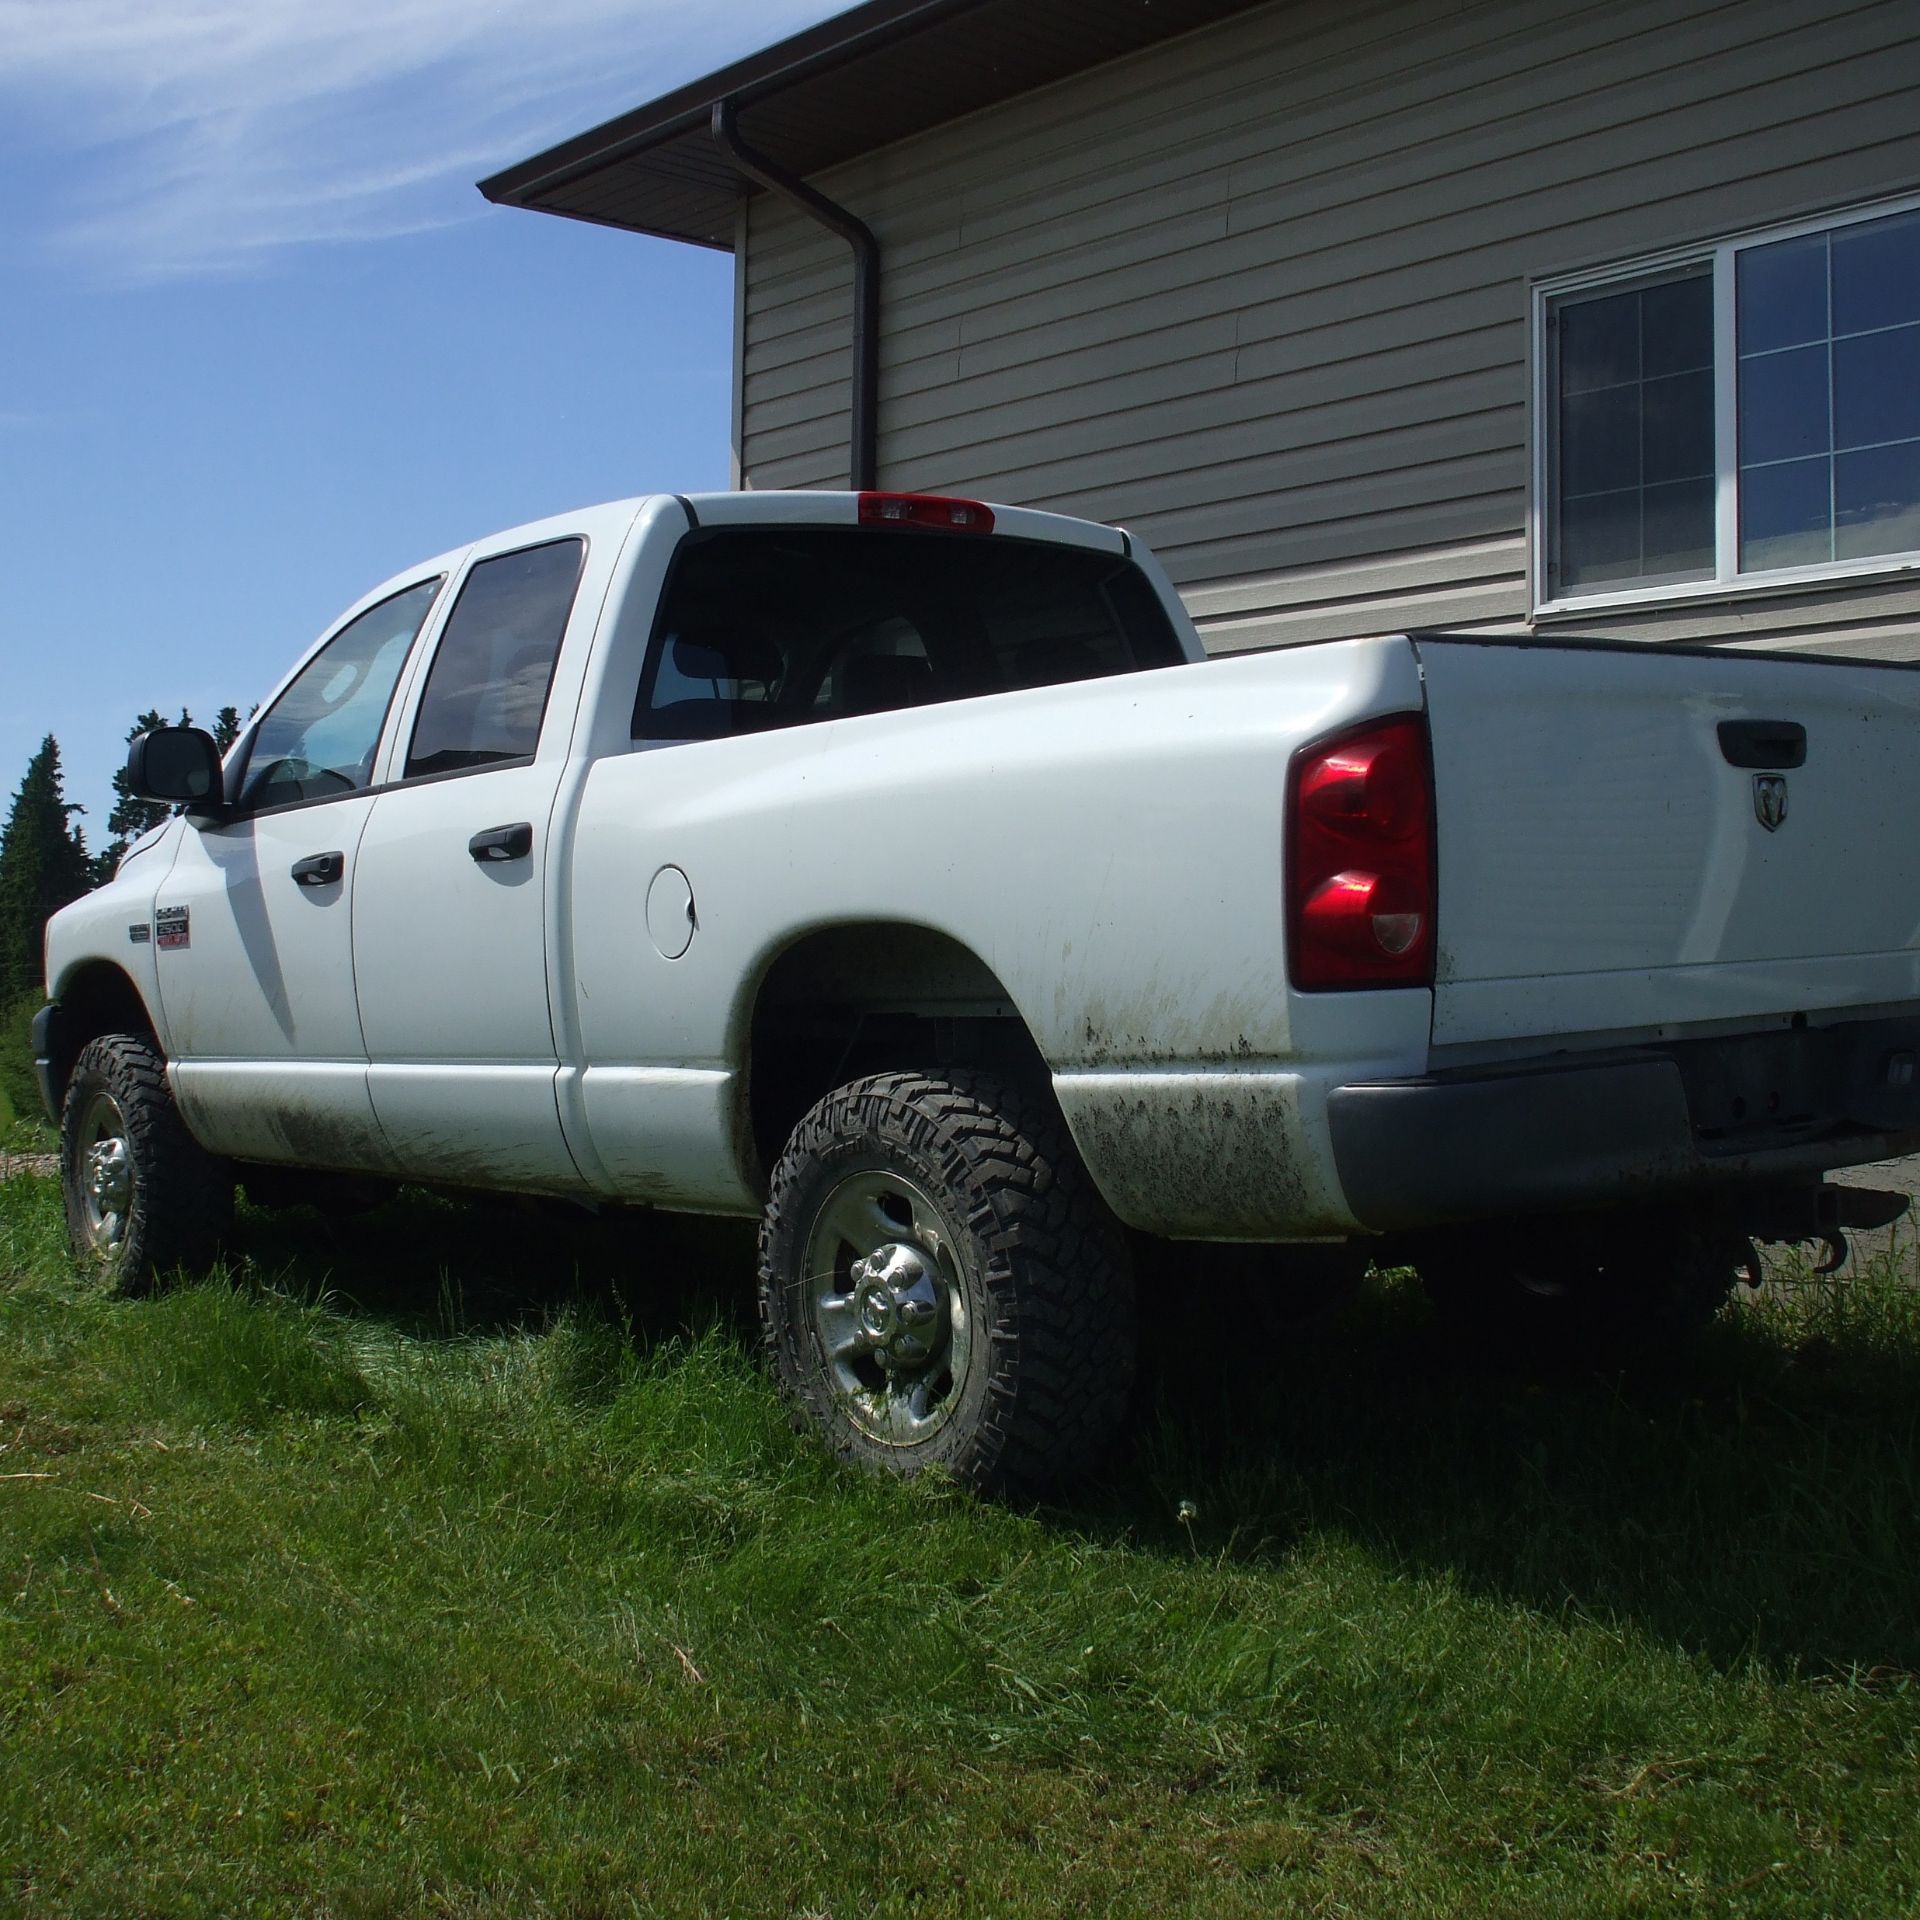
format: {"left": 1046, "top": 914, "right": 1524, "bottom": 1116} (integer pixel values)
{"left": 1559, "top": 582, "right": 1920, "bottom": 657}
{"left": 736, "top": 0, "right": 1920, "bottom": 657}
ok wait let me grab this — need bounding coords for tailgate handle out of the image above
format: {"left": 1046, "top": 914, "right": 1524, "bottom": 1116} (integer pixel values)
{"left": 1717, "top": 720, "right": 1805, "bottom": 769}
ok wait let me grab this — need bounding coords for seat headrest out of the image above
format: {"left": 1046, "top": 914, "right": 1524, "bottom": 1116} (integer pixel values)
{"left": 840, "top": 652, "right": 935, "bottom": 715}
{"left": 673, "top": 626, "right": 782, "bottom": 686}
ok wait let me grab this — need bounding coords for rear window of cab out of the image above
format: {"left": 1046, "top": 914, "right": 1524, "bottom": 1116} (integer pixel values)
{"left": 633, "top": 528, "right": 1183, "bottom": 743}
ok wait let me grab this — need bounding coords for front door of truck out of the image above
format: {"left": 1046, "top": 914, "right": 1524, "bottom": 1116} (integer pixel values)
{"left": 351, "top": 531, "right": 594, "bottom": 1192}
{"left": 156, "top": 576, "right": 446, "bottom": 1170}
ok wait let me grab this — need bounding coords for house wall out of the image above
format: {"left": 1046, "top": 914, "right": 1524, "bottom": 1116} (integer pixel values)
{"left": 735, "top": 0, "right": 1920, "bottom": 658}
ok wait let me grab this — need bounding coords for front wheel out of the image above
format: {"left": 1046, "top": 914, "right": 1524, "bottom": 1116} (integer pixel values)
{"left": 60, "top": 1034, "right": 231, "bottom": 1294}
{"left": 758, "top": 1070, "right": 1135, "bottom": 1495}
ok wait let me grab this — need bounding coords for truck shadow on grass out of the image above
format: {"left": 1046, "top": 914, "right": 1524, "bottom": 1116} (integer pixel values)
{"left": 1103, "top": 1244, "right": 1920, "bottom": 1684}
{"left": 228, "top": 1188, "right": 763, "bottom": 1344}
{"left": 231, "top": 1190, "right": 1920, "bottom": 1685}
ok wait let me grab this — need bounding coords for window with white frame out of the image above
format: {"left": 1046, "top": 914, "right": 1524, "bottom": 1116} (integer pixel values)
{"left": 1538, "top": 196, "right": 1920, "bottom": 606}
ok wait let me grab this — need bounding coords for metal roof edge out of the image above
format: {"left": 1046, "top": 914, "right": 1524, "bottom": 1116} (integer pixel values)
{"left": 477, "top": 0, "right": 988, "bottom": 207}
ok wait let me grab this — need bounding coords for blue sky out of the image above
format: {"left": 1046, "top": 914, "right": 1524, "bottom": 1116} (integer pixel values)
{"left": 0, "top": 0, "right": 834, "bottom": 844}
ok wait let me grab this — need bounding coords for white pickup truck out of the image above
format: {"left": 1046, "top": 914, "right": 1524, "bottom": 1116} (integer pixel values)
{"left": 34, "top": 490, "right": 1920, "bottom": 1489}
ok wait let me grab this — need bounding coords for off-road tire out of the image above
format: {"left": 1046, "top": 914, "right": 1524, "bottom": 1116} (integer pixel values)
{"left": 1418, "top": 1208, "right": 1747, "bottom": 1356}
{"left": 758, "top": 1070, "right": 1136, "bottom": 1495}
{"left": 60, "top": 1034, "right": 232, "bottom": 1294}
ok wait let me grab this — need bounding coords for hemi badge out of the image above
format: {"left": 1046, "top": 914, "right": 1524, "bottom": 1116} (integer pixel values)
{"left": 128, "top": 923, "right": 151, "bottom": 944}
{"left": 155, "top": 905, "right": 190, "bottom": 951}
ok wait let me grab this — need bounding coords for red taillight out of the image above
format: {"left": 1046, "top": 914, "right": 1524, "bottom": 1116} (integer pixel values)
{"left": 857, "top": 491, "right": 995, "bottom": 534}
{"left": 1287, "top": 713, "right": 1435, "bottom": 991}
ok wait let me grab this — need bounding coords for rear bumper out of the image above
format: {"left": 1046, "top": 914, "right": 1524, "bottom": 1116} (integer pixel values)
{"left": 1328, "top": 1016, "right": 1920, "bottom": 1233}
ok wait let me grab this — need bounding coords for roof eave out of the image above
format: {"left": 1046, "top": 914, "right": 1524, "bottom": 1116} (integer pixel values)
{"left": 477, "top": 0, "right": 983, "bottom": 207}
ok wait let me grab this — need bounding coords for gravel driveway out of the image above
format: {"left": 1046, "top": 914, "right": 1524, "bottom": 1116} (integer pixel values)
{"left": 1829, "top": 1152, "right": 1920, "bottom": 1270}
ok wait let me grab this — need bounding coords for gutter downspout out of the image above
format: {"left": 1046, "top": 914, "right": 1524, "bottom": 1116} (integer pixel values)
{"left": 711, "top": 96, "right": 879, "bottom": 491}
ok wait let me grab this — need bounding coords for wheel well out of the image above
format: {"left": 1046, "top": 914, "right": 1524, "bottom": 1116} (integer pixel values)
{"left": 48, "top": 964, "right": 158, "bottom": 1109}
{"left": 745, "top": 924, "right": 1045, "bottom": 1174}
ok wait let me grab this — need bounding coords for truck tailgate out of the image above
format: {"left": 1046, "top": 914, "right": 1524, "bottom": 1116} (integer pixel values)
{"left": 1415, "top": 637, "right": 1920, "bottom": 1049}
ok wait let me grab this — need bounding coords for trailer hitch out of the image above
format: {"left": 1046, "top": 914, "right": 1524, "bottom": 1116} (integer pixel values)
{"left": 1739, "top": 1182, "right": 1909, "bottom": 1279}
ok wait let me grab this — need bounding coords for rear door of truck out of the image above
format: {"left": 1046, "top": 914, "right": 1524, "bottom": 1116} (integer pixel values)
{"left": 1414, "top": 636, "right": 1920, "bottom": 1051}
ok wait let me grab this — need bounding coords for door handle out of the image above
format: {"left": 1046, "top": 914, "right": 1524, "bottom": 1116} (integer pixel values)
{"left": 290, "top": 850, "right": 345, "bottom": 887}
{"left": 468, "top": 822, "right": 533, "bottom": 863}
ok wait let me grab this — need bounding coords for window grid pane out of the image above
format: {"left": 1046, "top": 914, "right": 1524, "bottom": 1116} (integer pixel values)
{"left": 1737, "top": 207, "right": 1920, "bottom": 574}
{"left": 1552, "top": 273, "right": 1713, "bottom": 592}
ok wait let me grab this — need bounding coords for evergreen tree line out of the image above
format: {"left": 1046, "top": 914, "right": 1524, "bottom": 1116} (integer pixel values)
{"left": 0, "top": 708, "right": 243, "bottom": 1009}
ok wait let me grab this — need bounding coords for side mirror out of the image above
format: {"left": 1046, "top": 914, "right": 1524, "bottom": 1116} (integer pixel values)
{"left": 126, "top": 726, "right": 225, "bottom": 815}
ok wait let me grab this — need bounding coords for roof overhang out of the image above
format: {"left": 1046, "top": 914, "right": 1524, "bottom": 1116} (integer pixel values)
{"left": 479, "top": 0, "right": 1277, "bottom": 251}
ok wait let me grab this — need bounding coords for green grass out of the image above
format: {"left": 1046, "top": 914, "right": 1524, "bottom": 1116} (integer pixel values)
{"left": 0, "top": 992, "right": 40, "bottom": 1134}
{"left": 5, "top": 1177, "right": 1920, "bottom": 1917}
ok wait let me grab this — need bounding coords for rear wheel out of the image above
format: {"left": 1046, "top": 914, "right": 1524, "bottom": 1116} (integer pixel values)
{"left": 758, "top": 1070, "right": 1135, "bottom": 1494}
{"left": 60, "top": 1034, "right": 231, "bottom": 1294}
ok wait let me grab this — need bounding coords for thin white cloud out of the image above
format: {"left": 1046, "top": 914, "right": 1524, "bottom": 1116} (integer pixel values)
{"left": 0, "top": 0, "right": 830, "bottom": 279}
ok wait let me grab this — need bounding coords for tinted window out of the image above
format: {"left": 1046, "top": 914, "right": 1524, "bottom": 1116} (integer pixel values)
{"left": 406, "top": 539, "right": 584, "bottom": 778}
{"left": 239, "top": 579, "right": 441, "bottom": 810}
{"left": 1551, "top": 271, "right": 1715, "bottom": 593}
{"left": 1738, "top": 208, "right": 1920, "bottom": 572}
{"left": 632, "top": 530, "right": 1182, "bottom": 743}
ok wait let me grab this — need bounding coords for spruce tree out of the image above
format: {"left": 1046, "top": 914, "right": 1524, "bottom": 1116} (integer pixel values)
{"left": 0, "top": 736, "right": 92, "bottom": 1003}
